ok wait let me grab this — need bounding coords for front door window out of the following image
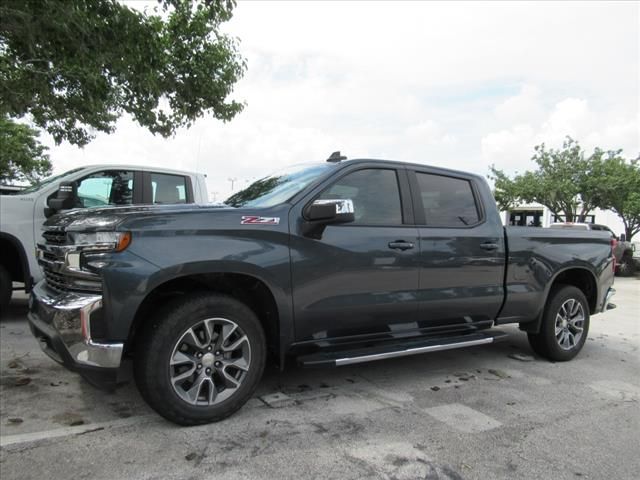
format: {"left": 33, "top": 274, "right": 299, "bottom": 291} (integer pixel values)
{"left": 76, "top": 170, "right": 134, "bottom": 207}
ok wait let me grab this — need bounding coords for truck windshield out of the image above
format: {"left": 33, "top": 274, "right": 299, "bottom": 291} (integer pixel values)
{"left": 225, "top": 163, "right": 335, "bottom": 208}
{"left": 19, "top": 167, "right": 85, "bottom": 194}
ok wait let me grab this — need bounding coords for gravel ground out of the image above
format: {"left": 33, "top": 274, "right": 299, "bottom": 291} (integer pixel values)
{"left": 1, "top": 276, "right": 638, "bottom": 480}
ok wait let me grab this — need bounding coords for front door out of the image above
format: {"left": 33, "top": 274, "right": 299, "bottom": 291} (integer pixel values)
{"left": 290, "top": 166, "right": 421, "bottom": 343}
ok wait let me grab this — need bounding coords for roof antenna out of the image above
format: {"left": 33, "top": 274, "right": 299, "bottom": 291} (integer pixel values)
{"left": 326, "top": 151, "right": 347, "bottom": 163}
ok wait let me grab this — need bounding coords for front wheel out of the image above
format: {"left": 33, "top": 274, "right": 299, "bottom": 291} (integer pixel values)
{"left": 134, "top": 293, "right": 266, "bottom": 425}
{"left": 0, "top": 264, "right": 12, "bottom": 312}
{"left": 528, "top": 285, "right": 590, "bottom": 361}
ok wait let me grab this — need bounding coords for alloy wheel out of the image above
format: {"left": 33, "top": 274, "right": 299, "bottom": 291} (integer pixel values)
{"left": 554, "top": 299, "right": 585, "bottom": 351}
{"left": 169, "top": 318, "right": 251, "bottom": 406}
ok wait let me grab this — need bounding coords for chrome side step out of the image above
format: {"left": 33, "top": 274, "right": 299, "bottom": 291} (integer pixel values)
{"left": 297, "top": 331, "right": 507, "bottom": 368}
{"left": 334, "top": 337, "right": 495, "bottom": 366}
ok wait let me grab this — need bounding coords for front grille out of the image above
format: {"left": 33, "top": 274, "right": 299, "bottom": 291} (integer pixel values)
{"left": 43, "top": 269, "right": 68, "bottom": 292}
{"left": 43, "top": 230, "right": 67, "bottom": 244}
{"left": 38, "top": 238, "right": 102, "bottom": 294}
{"left": 43, "top": 268, "right": 102, "bottom": 293}
{"left": 42, "top": 266, "right": 102, "bottom": 294}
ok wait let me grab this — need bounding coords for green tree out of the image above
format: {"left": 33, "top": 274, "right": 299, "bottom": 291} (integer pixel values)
{"left": 0, "top": 115, "right": 51, "bottom": 184}
{"left": 597, "top": 156, "right": 640, "bottom": 240}
{"left": 490, "top": 137, "right": 609, "bottom": 222}
{"left": 0, "top": 0, "right": 245, "bottom": 147}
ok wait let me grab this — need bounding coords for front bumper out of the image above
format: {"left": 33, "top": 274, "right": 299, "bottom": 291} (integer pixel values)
{"left": 28, "top": 281, "right": 123, "bottom": 389}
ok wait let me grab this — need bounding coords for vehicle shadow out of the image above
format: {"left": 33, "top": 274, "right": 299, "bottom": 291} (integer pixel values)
{"left": 0, "top": 294, "right": 29, "bottom": 321}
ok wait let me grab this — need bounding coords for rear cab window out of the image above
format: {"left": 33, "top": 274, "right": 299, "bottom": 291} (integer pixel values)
{"left": 151, "top": 173, "right": 188, "bottom": 204}
{"left": 414, "top": 172, "right": 480, "bottom": 227}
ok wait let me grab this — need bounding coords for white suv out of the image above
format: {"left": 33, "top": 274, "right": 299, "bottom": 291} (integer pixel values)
{"left": 0, "top": 165, "right": 208, "bottom": 308}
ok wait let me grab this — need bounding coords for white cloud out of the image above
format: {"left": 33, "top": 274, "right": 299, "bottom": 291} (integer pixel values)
{"left": 482, "top": 95, "right": 639, "bottom": 176}
{"left": 541, "top": 98, "right": 595, "bottom": 142}
{"left": 481, "top": 125, "right": 536, "bottom": 172}
{"left": 494, "top": 85, "right": 545, "bottom": 125}
{"left": 42, "top": 1, "right": 639, "bottom": 200}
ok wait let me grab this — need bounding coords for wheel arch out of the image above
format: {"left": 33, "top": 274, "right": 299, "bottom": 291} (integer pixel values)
{"left": 125, "top": 271, "right": 287, "bottom": 368}
{"left": 520, "top": 266, "right": 597, "bottom": 334}
{"left": 0, "top": 232, "right": 31, "bottom": 288}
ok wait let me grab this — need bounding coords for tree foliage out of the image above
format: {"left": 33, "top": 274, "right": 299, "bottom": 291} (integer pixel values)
{"left": 0, "top": 115, "right": 51, "bottom": 184}
{"left": 490, "top": 137, "right": 604, "bottom": 218}
{"left": 0, "top": 0, "right": 246, "bottom": 146}
{"left": 490, "top": 137, "right": 640, "bottom": 239}
{"left": 491, "top": 137, "right": 609, "bottom": 222}
{"left": 597, "top": 156, "right": 640, "bottom": 240}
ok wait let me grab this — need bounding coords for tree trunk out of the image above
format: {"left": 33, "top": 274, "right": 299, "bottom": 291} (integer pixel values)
{"left": 578, "top": 204, "right": 591, "bottom": 223}
{"left": 564, "top": 210, "right": 574, "bottom": 222}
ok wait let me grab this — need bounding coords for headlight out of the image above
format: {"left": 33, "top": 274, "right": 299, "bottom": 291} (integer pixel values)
{"left": 67, "top": 232, "right": 132, "bottom": 252}
{"left": 66, "top": 215, "right": 122, "bottom": 231}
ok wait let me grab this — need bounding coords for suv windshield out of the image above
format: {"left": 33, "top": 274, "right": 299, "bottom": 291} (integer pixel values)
{"left": 225, "top": 163, "right": 335, "bottom": 208}
{"left": 19, "top": 167, "right": 85, "bottom": 194}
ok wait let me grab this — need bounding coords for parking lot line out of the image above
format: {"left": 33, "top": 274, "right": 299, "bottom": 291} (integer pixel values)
{"left": 0, "top": 415, "right": 156, "bottom": 448}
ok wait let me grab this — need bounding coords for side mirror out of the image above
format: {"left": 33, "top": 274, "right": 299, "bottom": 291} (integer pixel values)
{"left": 302, "top": 199, "right": 355, "bottom": 238}
{"left": 47, "top": 181, "right": 77, "bottom": 212}
{"left": 306, "top": 199, "right": 355, "bottom": 222}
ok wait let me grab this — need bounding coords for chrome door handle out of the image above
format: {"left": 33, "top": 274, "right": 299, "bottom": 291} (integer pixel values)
{"left": 480, "top": 242, "right": 499, "bottom": 251}
{"left": 388, "top": 241, "right": 415, "bottom": 251}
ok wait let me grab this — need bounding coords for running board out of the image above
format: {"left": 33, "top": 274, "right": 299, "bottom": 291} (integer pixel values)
{"left": 297, "top": 331, "right": 508, "bottom": 368}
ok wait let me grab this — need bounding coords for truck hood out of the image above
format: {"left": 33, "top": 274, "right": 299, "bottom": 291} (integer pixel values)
{"left": 43, "top": 203, "right": 231, "bottom": 231}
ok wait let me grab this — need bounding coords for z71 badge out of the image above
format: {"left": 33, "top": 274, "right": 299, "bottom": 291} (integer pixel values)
{"left": 241, "top": 216, "right": 280, "bottom": 225}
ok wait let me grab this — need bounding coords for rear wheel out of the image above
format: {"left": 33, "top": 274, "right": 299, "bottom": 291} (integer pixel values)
{"left": 134, "top": 293, "right": 266, "bottom": 425}
{"left": 616, "top": 254, "right": 636, "bottom": 277}
{"left": 0, "top": 264, "right": 12, "bottom": 312}
{"left": 528, "top": 285, "right": 590, "bottom": 361}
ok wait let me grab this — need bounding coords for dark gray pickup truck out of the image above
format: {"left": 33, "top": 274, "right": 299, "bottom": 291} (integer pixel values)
{"left": 28, "top": 157, "right": 616, "bottom": 425}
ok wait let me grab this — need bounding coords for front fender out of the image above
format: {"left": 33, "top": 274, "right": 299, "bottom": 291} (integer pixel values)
{"left": 101, "top": 225, "right": 293, "bottom": 350}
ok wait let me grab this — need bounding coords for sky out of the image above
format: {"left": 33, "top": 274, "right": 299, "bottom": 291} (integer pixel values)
{"left": 42, "top": 1, "right": 639, "bottom": 202}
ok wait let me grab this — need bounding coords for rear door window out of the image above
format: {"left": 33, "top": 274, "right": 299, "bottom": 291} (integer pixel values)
{"left": 415, "top": 173, "right": 480, "bottom": 227}
{"left": 151, "top": 173, "right": 187, "bottom": 204}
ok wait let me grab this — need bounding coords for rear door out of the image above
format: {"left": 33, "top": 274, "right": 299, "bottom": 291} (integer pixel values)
{"left": 409, "top": 169, "right": 505, "bottom": 332}
{"left": 289, "top": 165, "right": 421, "bottom": 343}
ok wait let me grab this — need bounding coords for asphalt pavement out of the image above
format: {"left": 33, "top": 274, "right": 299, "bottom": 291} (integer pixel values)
{"left": 1, "top": 277, "right": 638, "bottom": 480}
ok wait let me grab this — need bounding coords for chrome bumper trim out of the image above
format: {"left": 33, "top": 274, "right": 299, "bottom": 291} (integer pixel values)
{"left": 30, "top": 282, "right": 123, "bottom": 369}
{"left": 604, "top": 287, "right": 616, "bottom": 311}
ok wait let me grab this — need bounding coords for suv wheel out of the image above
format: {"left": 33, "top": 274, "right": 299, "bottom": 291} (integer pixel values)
{"left": 0, "top": 265, "right": 12, "bottom": 311}
{"left": 616, "top": 254, "right": 636, "bottom": 277}
{"left": 527, "top": 285, "right": 590, "bottom": 361}
{"left": 134, "top": 293, "right": 266, "bottom": 425}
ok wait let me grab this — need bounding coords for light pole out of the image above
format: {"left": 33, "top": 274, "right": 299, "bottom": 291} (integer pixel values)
{"left": 228, "top": 177, "right": 238, "bottom": 191}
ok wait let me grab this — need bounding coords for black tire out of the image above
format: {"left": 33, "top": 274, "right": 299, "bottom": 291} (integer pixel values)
{"left": 527, "top": 285, "right": 590, "bottom": 362}
{"left": 0, "top": 264, "right": 12, "bottom": 312}
{"left": 616, "top": 254, "right": 636, "bottom": 277}
{"left": 134, "top": 292, "right": 266, "bottom": 426}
